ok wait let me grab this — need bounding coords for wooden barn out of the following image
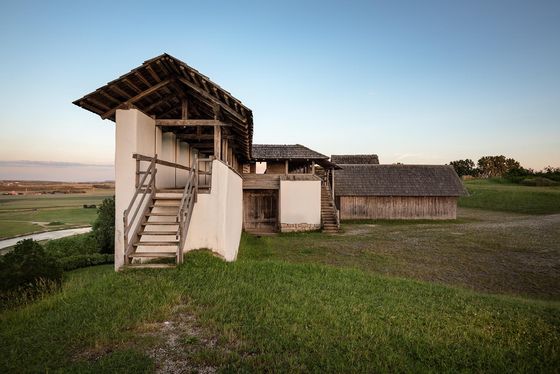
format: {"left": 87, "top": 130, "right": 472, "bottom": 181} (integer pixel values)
{"left": 332, "top": 158, "right": 467, "bottom": 220}
{"left": 243, "top": 144, "right": 341, "bottom": 234}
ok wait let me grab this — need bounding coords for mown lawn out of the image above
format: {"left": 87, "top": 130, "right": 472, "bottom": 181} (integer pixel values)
{"left": 460, "top": 179, "right": 560, "bottom": 214}
{"left": 0, "top": 192, "right": 113, "bottom": 238}
{"left": 1, "top": 252, "right": 559, "bottom": 373}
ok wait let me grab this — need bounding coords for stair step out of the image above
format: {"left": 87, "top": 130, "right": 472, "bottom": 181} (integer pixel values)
{"left": 140, "top": 231, "right": 178, "bottom": 235}
{"left": 145, "top": 212, "right": 178, "bottom": 217}
{"left": 133, "top": 241, "right": 179, "bottom": 246}
{"left": 124, "top": 263, "right": 176, "bottom": 269}
{"left": 142, "top": 222, "right": 179, "bottom": 226}
{"left": 129, "top": 251, "right": 176, "bottom": 258}
{"left": 154, "top": 196, "right": 182, "bottom": 200}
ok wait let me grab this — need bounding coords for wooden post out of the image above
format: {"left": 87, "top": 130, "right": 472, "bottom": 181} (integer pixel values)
{"left": 311, "top": 161, "right": 316, "bottom": 175}
{"left": 135, "top": 158, "right": 140, "bottom": 188}
{"left": 181, "top": 99, "right": 188, "bottom": 120}
{"left": 214, "top": 125, "right": 221, "bottom": 160}
{"left": 194, "top": 152, "right": 199, "bottom": 202}
{"left": 285, "top": 160, "right": 289, "bottom": 175}
{"left": 331, "top": 169, "right": 335, "bottom": 198}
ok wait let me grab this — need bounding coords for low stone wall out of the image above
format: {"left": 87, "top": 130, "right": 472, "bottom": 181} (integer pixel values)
{"left": 280, "top": 223, "right": 321, "bottom": 232}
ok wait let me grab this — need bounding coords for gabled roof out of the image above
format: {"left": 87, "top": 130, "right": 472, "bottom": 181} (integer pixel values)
{"left": 331, "top": 154, "right": 379, "bottom": 164}
{"left": 252, "top": 144, "right": 328, "bottom": 161}
{"left": 73, "top": 53, "right": 253, "bottom": 160}
{"left": 334, "top": 164, "right": 467, "bottom": 197}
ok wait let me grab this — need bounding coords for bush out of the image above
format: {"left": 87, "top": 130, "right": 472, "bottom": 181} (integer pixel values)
{"left": 0, "top": 239, "right": 63, "bottom": 308}
{"left": 519, "top": 177, "right": 559, "bottom": 187}
{"left": 44, "top": 232, "right": 98, "bottom": 258}
{"left": 92, "top": 196, "right": 115, "bottom": 254}
{"left": 59, "top": 254, "right": 114, "bottom": 271}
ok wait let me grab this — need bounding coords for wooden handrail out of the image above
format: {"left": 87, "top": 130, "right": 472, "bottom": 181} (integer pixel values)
{"left": 132, "top": 153, "right": 212, "bottom": 175}
{"left": 323, "top": 178, "right": 340, "bottom": 229}
{"left": 123, "top": 156, "right": 157, "bottom": 262}
{"left": 175, "top": 155, "right": 213, "bottom": 264}
{"left": 124, "top": 153, "right": 213, "bottom": 265}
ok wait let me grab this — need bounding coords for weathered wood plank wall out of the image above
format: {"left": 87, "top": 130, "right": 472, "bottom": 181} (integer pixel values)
{"left": 243, "top": 189, "right": 279, "bottom": 231}
{"left": 339, "top": 196, "right": 458, "bottom": 220}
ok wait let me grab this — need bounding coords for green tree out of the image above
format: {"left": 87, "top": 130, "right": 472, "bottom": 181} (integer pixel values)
{"left": 0, "top": 239, "right": 62, "bottom": 293}
{"left": 449, "top": 159, "right": 476, "bottom": 176}
{"left": 92, "top": 196, "right": 115, "bottom": 254}
{"left": 477, "top": 156, "right": 522, "bottom": 178}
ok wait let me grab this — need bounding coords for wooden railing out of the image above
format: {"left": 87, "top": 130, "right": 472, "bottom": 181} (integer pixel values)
{"left": 124, "top": 153, "right": 214, "bottom": 265}
{"left": 123, "top": 156, "right": 157, "bottom": 264}
{"left": 322, "top": 174, "right": 340, "bottom": 229}
{"left": 176, "top": 155, "right": 214, "bottom": 263}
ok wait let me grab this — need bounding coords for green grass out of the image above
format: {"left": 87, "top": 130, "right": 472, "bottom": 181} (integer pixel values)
{"left": 1, "top": 253, "right": 558, "bottom": 372}
{"left": 0, "top": 193, "right": 112, "bottom": 238}
{"left": 460, "top": 178, "right": 560, "bottom": 214}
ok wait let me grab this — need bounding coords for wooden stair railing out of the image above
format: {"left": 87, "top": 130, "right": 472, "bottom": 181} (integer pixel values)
{"left": 321, "top": 178, "right": 340, "bottom": 232}
{"left": 176, "top": 155, "right": 214, "bottom": 263}
{"left": 123, "top": 156, "right": 157, "bottom": 265}
{"left": 124, "top": 154, "right": 214, "bottom": 267}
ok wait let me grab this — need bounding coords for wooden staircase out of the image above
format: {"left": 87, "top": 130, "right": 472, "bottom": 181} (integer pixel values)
{"left": 321, "top": 183, "right": 340, "bottom": 233}
{"left": 126, "top": 190, "right": 182, "bottom": 268}
{"left": 123, "top": 154, "right": 211, "bottom": 269}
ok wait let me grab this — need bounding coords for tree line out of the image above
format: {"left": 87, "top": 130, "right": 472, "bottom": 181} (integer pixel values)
{"left": 448, "top": 156, "right": 560, "bottom": 183}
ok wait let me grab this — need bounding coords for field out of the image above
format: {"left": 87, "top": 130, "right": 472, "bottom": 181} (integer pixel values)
{"left": 0, "top": 179, "right": 559, "bottom": 372}
{"left": 0, "top": 189, "right": 113, "bottom": 239}
{"left": 460, "top": 178, "right": 560, "bottom": 214}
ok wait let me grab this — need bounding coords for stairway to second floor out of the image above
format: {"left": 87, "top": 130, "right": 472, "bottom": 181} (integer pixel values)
{"left": 123, "top": 154, "right": 212, "bottom": 268}
{"left": 321, "top": 183, "right": 340, "bottom": 233}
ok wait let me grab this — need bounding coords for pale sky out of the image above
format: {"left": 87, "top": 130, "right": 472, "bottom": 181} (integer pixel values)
{"left": 0, "top": 0, "right": 559, "bottom": 181}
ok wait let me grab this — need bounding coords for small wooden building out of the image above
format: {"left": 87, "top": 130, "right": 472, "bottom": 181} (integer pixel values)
{"left": 242, "top": 144, "right": 341, "bottom": 233}
{"left": 333, "top": 160, "right": 467, "bottom": 220}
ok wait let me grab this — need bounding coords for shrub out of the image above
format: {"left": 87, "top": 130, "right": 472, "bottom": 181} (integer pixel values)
{"left": 0, "top": 239, "right": 63, "bottom": 308}
{"left": 92, "top": 196, "right": 115, "bottom": 254}
{"left": 59, "top": 254, "right": 114, "bottom": 271}
{"left": 44, "top": 232, "right": 98, "bottom": 258}
{"left": 519, "top": 177, "right": 559, "bottom": 187}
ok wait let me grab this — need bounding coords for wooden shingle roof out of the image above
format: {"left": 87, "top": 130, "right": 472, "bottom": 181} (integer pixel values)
{"left": 73, "top": 53, "right": 253, "bottom": 160}
{"left": 331, "top": 154, "right": 379, "bottom": 164}
{"left": 252, "top": 144, "right": 328, "bottom": 161}
{"left": 334, "top": 165, "right": 467, "bottom": 197}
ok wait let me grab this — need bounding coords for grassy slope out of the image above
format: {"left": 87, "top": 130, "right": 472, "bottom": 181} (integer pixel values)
{"left": 459, "top": 179, "right": 560, "bottom": 214}
{"left": 1, "top": 253, "right": 559, "bottom": 373}
{"left": 0, "top": 192, "right": 113, "bottom": 238}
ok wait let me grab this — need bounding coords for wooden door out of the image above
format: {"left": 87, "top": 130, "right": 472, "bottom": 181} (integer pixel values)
{"left": 243, "top": 189, "right": 278, "bottom": 232}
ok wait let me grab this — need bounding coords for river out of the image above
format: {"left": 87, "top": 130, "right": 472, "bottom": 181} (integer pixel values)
{"left": 0, "top": 227, "right": 92, "bottom": 252}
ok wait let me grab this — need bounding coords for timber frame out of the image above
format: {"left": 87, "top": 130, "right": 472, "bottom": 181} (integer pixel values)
{"left": 73, "top": 53, "right": 253, "bottom": 162}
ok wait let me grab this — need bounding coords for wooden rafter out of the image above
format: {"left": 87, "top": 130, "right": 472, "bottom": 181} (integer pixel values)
{"left": 109, "top": 84, "right": 132, "bottom": 100}
{"left": 143, "top": 93, "right": 177, "bottom": 113}
{"left": 155, "top": 119, "right": 229, "bottom": 127}
{"left": 176, "top": 77, "right": 247, "bottom": 125}
{"left": 101, "top": 79, "right": 172, "bottom": 119}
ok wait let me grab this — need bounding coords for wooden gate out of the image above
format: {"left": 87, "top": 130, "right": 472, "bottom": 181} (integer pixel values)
{"left": 243, "top": 189, "right": 278, "bottom": 232}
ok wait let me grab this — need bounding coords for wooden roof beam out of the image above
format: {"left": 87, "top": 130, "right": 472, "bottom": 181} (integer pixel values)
{"left": 146, "top": 65, "right": 161, "bottom": 82}
{"left": 108, "top": 84, "right": 132, "bottom": 100}
{"left": 101, "top": 79, "right": 172, "bottom": 119}
{"left": 143, "top": 93, "right": 177, "bottom": 113}
{"left": 177, "top": 77, "right": 247, "bottom": 126}
{"left": 156, "top": 119, "right": 230, "bottom": 127}
{"left": 176, "top": 134, "right": 235, "bottom": 141}
{"left": 123, "top": 78, "right": 142, "bottom": 94}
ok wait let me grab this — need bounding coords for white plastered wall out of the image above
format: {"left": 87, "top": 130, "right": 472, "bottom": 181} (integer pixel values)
{"left": 279, "top": 180, "right": 321, "bottom": 229}
{"left": 184, "top": 160, "right": 243, "bottom": 261}
{"left": 176, "top": 141, "right": 191, "bottom": 186}
{"left": 114, "top": 109, "right": 157, "bottom": 270}
{"left": 155, "top": 132, "right": 177, "bottom": 189}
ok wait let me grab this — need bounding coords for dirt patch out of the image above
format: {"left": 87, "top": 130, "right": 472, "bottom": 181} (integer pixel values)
{"left": 139, "top": 303, "right": 229, "bottom": 373}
